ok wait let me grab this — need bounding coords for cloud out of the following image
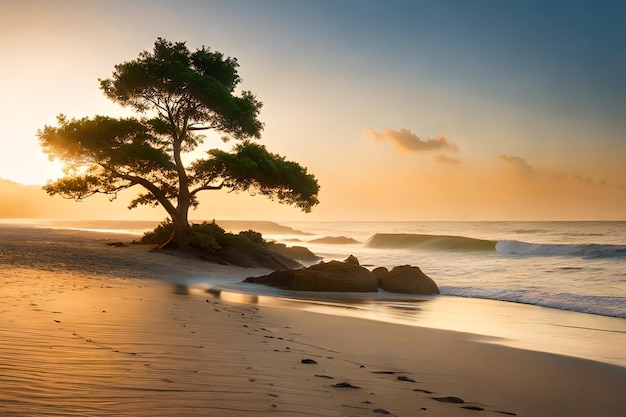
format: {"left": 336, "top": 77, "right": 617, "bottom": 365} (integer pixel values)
{"left": 435, "top": 154, "right": 461, "bottom": 164}
{"left": 499, "top": 155, "right": 534, "bottom": 174}
{"left": 499, "top": 155, "right": 619, "bottom": 189}
{"left": 365, "top": 128, "right": 458, "bottom": 153}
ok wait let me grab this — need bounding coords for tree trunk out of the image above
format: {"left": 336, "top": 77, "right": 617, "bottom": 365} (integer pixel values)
{"left": 166, "top": 210, "right": 192, "bottom": 249}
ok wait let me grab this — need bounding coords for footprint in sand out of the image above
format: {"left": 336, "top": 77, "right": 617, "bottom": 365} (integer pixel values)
{"left": 331, "top": 382, "right": 361, "bottom": 389}
{"left": 462, "top": 405, "right": 485, "bottom": 411}
{"left": 432, "top": 396, "right": 465, "bottom": 404}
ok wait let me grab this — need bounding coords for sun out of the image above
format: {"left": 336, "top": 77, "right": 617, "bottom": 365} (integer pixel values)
{"left": 0, "top": 148, "right": 64, "bottom": 186}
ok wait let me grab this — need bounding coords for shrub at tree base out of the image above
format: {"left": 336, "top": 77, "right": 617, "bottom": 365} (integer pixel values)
{"left": 141, "top": 220, "right": 300, "bottom": 269}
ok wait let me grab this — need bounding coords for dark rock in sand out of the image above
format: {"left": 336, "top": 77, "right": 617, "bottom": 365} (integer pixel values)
{"left": 432, "top": 396, "right": 465, "bottom": 404}
{"left": 331, "top": 382, "right": 361, "bottom": 389}
{"left": 414, "top": 388, "right": 433, "bottom": 394}
{"left": 245, "top": 260, "right": 379, "bottom": 292}
{"left": 462, "top": 405, "right": 485, "bottom": 411}
{"left": 378, "top": 265, "right": 439, "bottom": 295}
{"left": 107, "top": 241, "right": 126, "bottom": 247}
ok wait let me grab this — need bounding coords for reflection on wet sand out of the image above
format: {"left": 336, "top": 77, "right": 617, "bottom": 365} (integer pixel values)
{"left": 176, "top": 283, "right": 432, "bottom": 326}
{"left": 174, "top": 283, "right": 626, "bottom": 368}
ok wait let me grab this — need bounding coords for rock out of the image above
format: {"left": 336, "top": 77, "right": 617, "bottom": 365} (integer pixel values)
{"left": 344, "top": 254, "right": 360, "bottom": 265}
{"left": 107, "top": 241, "right": 126, "bottom": 247}
{"left": 378, "top": 265, "right": 439, "bottom": 295}
{"left": 207, "top": 243, "right": 302, "bottom": 269}
{"left": 244, "top": 260, "right": 379, "bottom": 292}
{"left": 266, "top": 242, "right": 322, "bottom": 262}
{"left": 371, "top": 266, "right": 389, "bottom": 284}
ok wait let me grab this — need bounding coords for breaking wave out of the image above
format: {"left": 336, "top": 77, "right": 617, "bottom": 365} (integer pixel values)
{"left": 495, "top": 240, "right": 626, "bottom": 259}
{"left": 365, "top": 233, "right": 626, "bottom": 259}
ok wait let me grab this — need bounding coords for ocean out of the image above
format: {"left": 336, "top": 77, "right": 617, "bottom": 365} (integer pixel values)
{"left": 32, "top": 219, "right": 626, "bottom": 366}
{"left": 275, "top": 221, "right": 626, "bottom": 319}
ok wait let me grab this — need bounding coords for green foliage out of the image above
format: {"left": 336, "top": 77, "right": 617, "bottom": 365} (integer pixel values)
{"left": 193, "top": 141, "right": 320, "bottom": 212}
{"left": 238, "top": 230, "right": 264, "bottom": 245}
{"left": 189, "top": 229, "right": 221, "bottom": 251}
{"left": 141, "top": 219, "right": 175, "bottom": 244}
{"left": 189, "top": 221, "right": 226, "bottom": 250}
{"left": 99, "top": 37, "right": 263, "bottom": 140}
{"left": 141, "top": 220, "right": 265, "bottom": 251}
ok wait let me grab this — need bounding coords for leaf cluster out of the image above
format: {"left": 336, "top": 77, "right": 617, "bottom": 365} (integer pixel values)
{"left": 193, "top": 142, "right": 320, "bottom": 212}
{"left": 38, "top": 115, "right": 176, "bottom": 201}
{"left": 99, "top": 38, "right": 263, "bottom": 141}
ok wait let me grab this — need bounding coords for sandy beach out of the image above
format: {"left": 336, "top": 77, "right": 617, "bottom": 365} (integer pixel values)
{"left": 1, "top": 225, "right": 625, "bottom": 417}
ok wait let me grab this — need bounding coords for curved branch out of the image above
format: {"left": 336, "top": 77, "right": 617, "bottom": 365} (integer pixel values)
{"left": 117, "top": 173, "right": 178, "bottom": 217}
{"left": 190, "top": 181, "right": 224, "bottom": 196}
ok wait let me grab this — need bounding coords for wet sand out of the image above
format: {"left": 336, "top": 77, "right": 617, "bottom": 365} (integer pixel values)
{"left": 1, "top": 225, "right": 625, "bottom": 416}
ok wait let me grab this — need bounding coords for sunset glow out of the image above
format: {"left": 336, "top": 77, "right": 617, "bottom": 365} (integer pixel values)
{"left": 1, "top": 0, "right": 625, "bottom": 221}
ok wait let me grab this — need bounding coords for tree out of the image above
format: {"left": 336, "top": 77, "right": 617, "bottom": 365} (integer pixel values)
{"left": 38, "top": 38, "right": 319, "bottom": 247}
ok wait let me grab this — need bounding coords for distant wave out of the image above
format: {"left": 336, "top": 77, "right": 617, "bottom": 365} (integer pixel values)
{"left": 496, "top": 240, "right": 626, "bottom": 259}
{"left": 364, "top": 233, "right": 626, "bottom": 259}
{"left": 366, "top": 233, "right": 497, "bottom": 251}
{"left": 441, "top": 286, "right": 626, "bottom": 318}
{"left": 512, "top": 228, "right": 549, "bottom": 234}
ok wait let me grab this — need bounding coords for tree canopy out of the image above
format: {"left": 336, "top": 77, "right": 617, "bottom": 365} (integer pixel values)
{"left": 38, "top": 38, "right": 319, "bottom": 247}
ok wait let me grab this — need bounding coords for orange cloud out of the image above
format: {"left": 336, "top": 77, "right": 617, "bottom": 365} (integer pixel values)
{"left": 365, "top": 128, "right": 458, "bottom": 153}
{"left": 500, "top": 155, "right": 534, "bottom": 175}
{"left": 435, "top": 154, "right": 461, "bottom": 164}
{"left": 499, "top": 155, "right": 617, "bottom": 189}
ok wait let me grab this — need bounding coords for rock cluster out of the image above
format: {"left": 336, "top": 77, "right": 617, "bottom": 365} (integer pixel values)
{"left": 244, "top": 256, "right": 439, "bottom": 295}
{"left": 244, "top": 259, "right": 378, "bottom": 292}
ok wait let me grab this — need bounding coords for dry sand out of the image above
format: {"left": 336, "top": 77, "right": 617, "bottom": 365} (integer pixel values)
{"left": 1, "top": 225, "right": 625, "bottom": 417}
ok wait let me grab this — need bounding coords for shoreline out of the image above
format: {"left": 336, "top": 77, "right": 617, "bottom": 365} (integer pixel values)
{"left": 1, "top": 225, "right": 626, "bottom": 416}
{"left": 189, "top": 283, "right": 626, "bottom": 368}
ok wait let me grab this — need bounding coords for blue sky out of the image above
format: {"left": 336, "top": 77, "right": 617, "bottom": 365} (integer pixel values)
{"left": 1, "top": 0, "right": 625, "bottom": 220}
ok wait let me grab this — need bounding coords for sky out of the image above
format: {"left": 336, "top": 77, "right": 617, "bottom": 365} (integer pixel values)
{"left": 1, "top": 0, "right": 625, "bottom": 221}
